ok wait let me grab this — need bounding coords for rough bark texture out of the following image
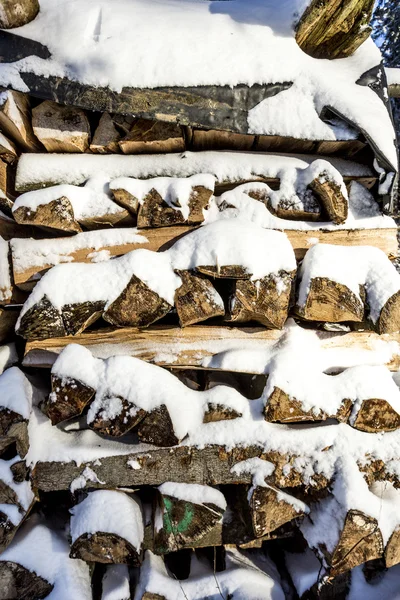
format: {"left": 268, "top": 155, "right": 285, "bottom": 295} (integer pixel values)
{"left": 297, "top": 278, "right": 365, "bottom": 323}
{"left": 352, "top": 399, "right": 400, "bottom": 433}
{"left": 174, "top": 270, "right": 225, "bottom": 327}
{"left": 16, "top": 296, "right": 65, "bottom": 341}
{"left": 249, "top": 485, "right": 306, "bottom": 537}
{"left": 61, "top": 300, "right": 105, "bottom": 336}
{"left": 32, "top": 100, "right": 90, "bottom": 153}
{"left": 70, "top": 532, "right": 142, "bottom": 565}
{"left": 377, "top": 290, "right": 400, "bottom": 334}
{"left": 119, "top": 119, "right": 185, "bottom": 154}
{"left": 13, "top": 197, "right": 82, "bottom": 234}
{"left": 111, "top": 188, "right": 139, "bottom": 214}
{"left": 0, "top": 0, "right": 39, "bottom": 29}
{"left": 41, "top": 375, "right": 96, "bottom": 425}
{"left": 103, "top": 274, "right": 172, "bottom": 328}
{"left": 137, "top": 405, "right": 179, "bottom": 447}
{"left": 229, "top": 272, "right": 295, "bottom": 329}
{"left": 137, "top": 185, "right": 212, "bottom": 228}
{"left": 264, "top": 387, "right": 351, "bottom": 424}
{"left": 90, "top": 397, "right": 146, "bottom": 437}
{"left": 0, "top": 561, "right": 53, "bottom": 600}
{"left": 203, "top": 402, "right": 241, "bottom": 423}
{"left": 295, "top": 0, "right": 375, "bottom": 59}
{"left": 191, "top": 128, "right": 255, "bottom": 151}
{"left": 309, "top": 177, "right": 348, "bottom": 224}
{"left": 153, "top": 489, "right": 225, "bottom": 553}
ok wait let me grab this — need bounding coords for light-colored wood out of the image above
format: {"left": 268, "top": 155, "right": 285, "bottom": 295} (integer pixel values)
{"left": 191, "top": 129, "right": 255, "bottom": 151}
{"left": 23, "top": 325, "right": 400, "bottom": 372}
{"left": 32, "top": 101, "right": 90, "bottom": 153}
{"left": 0, "top": 0, "right": 39, "bottom": 28}
{"left": 119, "top": 119, "right": 185, "bottom": 154}
{"left": 11, "top": 226, "right": 398, "bottom": 291}
{"left": 90, "top": 113, "right": 121, "bottom": 154}
{"left": 0, "top": 132, "right": 17, "bottom": 164}
{"left": 0, "top": 91, "right": 41, "bottom": 152}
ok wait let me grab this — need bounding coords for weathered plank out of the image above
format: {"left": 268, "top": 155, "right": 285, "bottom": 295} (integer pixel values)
{"left": 23, "top": 325, "right": 400, "bottom": 372}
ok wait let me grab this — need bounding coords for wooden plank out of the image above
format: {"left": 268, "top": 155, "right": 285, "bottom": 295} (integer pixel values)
{"left": 23, "top": 325, "right": 400, "bottom": 372}
{"left": 11, "top": 226, "right": 398, "bottom": 291}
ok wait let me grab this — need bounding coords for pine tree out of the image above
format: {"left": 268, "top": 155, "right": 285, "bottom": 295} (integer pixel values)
{"left": 372, "top": 0, "right": 400, "bottom": 138}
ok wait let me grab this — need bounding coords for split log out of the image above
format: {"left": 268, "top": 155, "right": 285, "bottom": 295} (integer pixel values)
{"left": 295, "top": 0, "right": 375, "bottom": 59}
{"left": 0, "top": 561, "right": 53, "bottom": 600}
{"left": 0, "top": 237, "right": 12, "bottom": 303}
{"left": 0, "top": 134, "right": 17, "bottom": 165}
{"left": 101, "top": 564, "right": 131, "bottom": 600}
{"left": 174, "top": 270, "right": 225, "bottom": 327}
{"left": 264, "top": 387, "right": 351, "bottom": 424}
{"left": 136, "top": 188, "right": 208, "bottom": 228}
{"left": 377, "top": 291, "right": 400, "bottom": 335}
{"left": 191, "top": 129, "right": 255, "bottom": 151}
{"left": 41, "top": 374, "right": 96, "bottom": 426}
{"left": 119, "top": 119, "right": 185, "bottom": 154}
{"left": 248, "top": 484, "right": 308, "bottom": 538}
{"left": 32, "top": 100, "right": 90, "bottom": 153}
{"left": 137, "top": 405, "right": 179, "bottom": 447}
{"left": 228, "top": 272, "right": 295, "bottom": 328}
{"left": 103, "top": 274, "right": 172, "bottom": 328}
{"left": 153, "top": 483, "right": 226, "bottom": 553}
{"left": 0, "top": 0, "right": 39, "bottom": 28}
{"left": 90, "top": 113, "right": 134, "bottom": 154}
{"left": 17, "top": 295, "right": 66, "bottom": 341}
{"left": 296, "top": 277, "right": 365, "bottom": 323}
{"left": 384, "top": 528, "right": 400, "bottom": 568}
{"left": 61, "top": 300, "right": 105, "bottom": 336}
{"left": 0, "top": 90, "right": 41, "bottom": 152}
{"left": 0, "top": 368, "right": 32, "bottom": 458}
{"left": 0, "top": 309, "right": 18, "bottom": 344}
{"left": 90, "top": 396, "right": 146, "bottom": 437}
{"left": 309, "top": 176, "right": 348, "bottom": 224}
{"left": 0, "top": 160, "right": 14, "bottom": 217}
{"left": 13, "top": 196, "right": 82, "bottom": 234}
{"left": 203, "top": 401, "right": 241, "bottom": 423}
{"left": 70, "top": 490, "right": 144, "bottom": 564}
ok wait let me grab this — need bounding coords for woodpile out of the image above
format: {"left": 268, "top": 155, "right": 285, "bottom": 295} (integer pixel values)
{"left": 0, "top": 1, "right": 398, "bottom": 595}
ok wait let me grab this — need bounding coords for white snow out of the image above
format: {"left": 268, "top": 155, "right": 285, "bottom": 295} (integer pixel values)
{"left": 15, "top": 152, "right": 373, "bottom": 191}
{"left": 231, "top": 457, "right": 275, "bottom": 487}
{"left": 298, "top": 243, "right": 400, "bottom": 323}
{"left": 70, "top": 490, "right": 144, "bottom": 550}
{"left": 70, "top": 466, "right": 105, "bottom": 494}
{"left": 12, "top": 177, "right": 125, "bottom": 220}
{"left": 102, "top": 565, "right": 130, "bottom": 600}
{"left": 0, "top": 342, "right": 18, "bottom": 374}
{"left": 386, "top": 67, "right": 400, "bottom": 87}
{"left": 11, "top": 227, "right": 147, "bottom": 281}
{"left": 284, "top": 548, "right": 321, "bottom": 597}
{"left": 0, "top": 366, "right": 32, "bottom": 419}
{"left": 17, "top": 219, "right": 295, "bottom": 325}
{"left": 158, "top": 482, "right": 226, "bottom": 510}
{"left": 206, "top": 181, "right": 395, "bottom": 231}
{"left": 0, "top": 515, "right": 92, "bottom": 599}
{"left": 110, "top": 174, "right": 215, "bottom": 219}
{"left": 1, "top": 1, "right": 396, "bottom": 169}
{"left": 0, "top": 236, "right": 12, "bottom": 302}
{"left": 0, "top": 455, "right": 34, "bottom": 525}
{"left": 134, "top": 548, "right": 284, "bottom": 600}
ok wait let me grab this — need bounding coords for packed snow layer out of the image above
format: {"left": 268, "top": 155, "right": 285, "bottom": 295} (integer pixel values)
{"left": 11, "top": 228, "right": 148, "bottom": 275}
{"left": 17, "top": 219, "right": 295, "bottom": 322}
{"left": 0, "top": 367, "right": 33, "bottom": 419}
{"left": 0, "top": 515, "right": 92, "bottom": 600}
{"left": 110, "top": 174, "right": 215, "bottom": 219}
{"left": 297, "top": 243, "right": 400, "bottom": 323}
{"left": 207, "top": 181, "right": 396, "bottom": 231}
{"left": 158, "top": 482, "right": 227, "bottom": 510}
{"left": 12, "top": 177, "right": 126, "bottom": 220}
{"left": 134, "top": 548, "right": 284, "bottom": 600}
{"left": 70, "top": 490, "right": 144, "bottom": 550}
{"left": 1, "top": 0, "right": 396, "bottom": 168}
{"left": 15, "top": 152, "right": 372, "bottom": 191}
{"left": 102, "top": 565, "right": 130, "bottom": 600}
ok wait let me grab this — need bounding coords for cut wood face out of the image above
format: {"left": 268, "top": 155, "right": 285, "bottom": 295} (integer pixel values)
{"left": 0, "top": 561, "right": 53, "bottom": 600}
{"left": 70, "top": 531, "right": 142, "bottom": 565}
{"left": 17, "top": 295, "right": 66, "bottom": 341}
{"left": 119, "top": 119, "right": 185, "bottom": 154}
{"left": 309, "top": 178, "right": 348, "bottom": 224}
{"left": 137, "top": 405, "right": 180, "bottom": 447}
{"left": 203, "top": 402, "right": 241, "bottom": 423}
{"left": 249, "top": 485, "right": 306, "bottom": 537}
{"left": 385, "top": 528, "right": 400, "bottom": 568}
{"left": 378, "top": 290, "right": 400, "bottom": 334}
{"left": 0, "top": 0, "right": 39, "bottom": 29}
{"left": 296, "top": 277, "right": 365, "bottom": 323}
{"left": 32, "top": 100, "right": 91, "bottom": 153}
{"left": 352, "top": 399, "right": 400, "bottom": 433}
{"left": 61, "top": 301, "right": 105, "bottom": 336}
{"left": 13, "top": 197, "right": 82, "bottom": 234}
{"left": 90, "top": 398, "right": 146, "bottom": 437}
{"left": 174, "top": 270, "right": 225, "bottom": 327}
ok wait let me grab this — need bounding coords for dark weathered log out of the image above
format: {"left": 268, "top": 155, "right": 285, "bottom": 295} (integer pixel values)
{"left": 137, "top": 186, "right": 212, "bottom": 228}
{"left": 61, "top": 300, "right": 105, "bottom": 335}
{"left": 103, "top": 274, "right": 172, "bottom": 328}
{"left": 174, "top": 270, "right": 224, "bottom": 327}
{"left": 309, "top": 177, "right": 348, "bottom": 224}
{"left": 119, "top": 119, "right": 185, "bottom": 154}
{"left": 16, "top": 295, "right": 65, "bottom": 341}
{"left": 0, "top": 91, "right": 40, "bottom": 152}
{"left": 0, "top": 133, "right": 17, "bottom": 165}
{"left": 203, "top": 402, "right": 241, "bottom": 423}
{"left": 41, "top": 375, "right": 96, "bottom": 425}
{"left": 295, "top": 0, "right": 375, "bottom": 60}
{"left": 70, "top": 531, "right": 141, "bottom": 565}
{"left": 0, "top": 0, "right": 39, "bottom": 28}
{"left": 0, "top": 160, "right": 14, "bottom": 217}
{"left": 90, "top": 397, "right": 146, "bottom": 437}
{"left": 329, "top": 510, "right": 383, "bottom": 576}
{"left": 248, "top": 485, "right": 307, "bottom": 537}
{"left": 264, "top": 387, "right": 351, "bottom": 424}
{"left": 13, "top": 197, "right": 82, "bottom": 234}
{"left": 352, "top": 399, "right": 400, "bottom": 433}
{"left": 153, "top": 484, "right": 225, "bottom": 553}
{"left": 32, "top": 100, "right": 90, "bottom": 153}
{"left": 229, "top": 272, "right": 295, "bottom": 329}
{"left": 137, "top": 405, "right": 179, "bottom": 447}
{"left": 296, "top": 277, "right": 365, "bottom": 323}
{"left": 0, "top": 561, "right": 53, "bottom": 600}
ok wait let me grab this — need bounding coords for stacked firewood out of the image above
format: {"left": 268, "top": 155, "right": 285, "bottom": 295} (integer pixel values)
{"left": 0, "top": 52, "right": 399, "bottom": 599}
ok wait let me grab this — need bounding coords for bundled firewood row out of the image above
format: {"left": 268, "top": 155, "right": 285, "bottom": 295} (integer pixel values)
{"left": 14, "top": 225, "right": 400, "bottom": 341}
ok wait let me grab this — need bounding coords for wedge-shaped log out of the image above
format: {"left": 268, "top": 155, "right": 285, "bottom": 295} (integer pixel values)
{"left": 0, "top": 368, "right": 32, "bottom": 458}
{"left": 191, "top": 128, "right": 255, "bottom": 151}
{"left": 0, "top": 133, "right": 17, "bottom": 164}
{"left": 264, "top": 386, "right": 351, "bottom": 424}
{"left": 229, "top": 272, "right": 295, "bottom": 328}
{"left": 101, "top": 564, "right": 131, "bottom": 600}
{"left": 0, "top": 160, "right": 14, "bottom": 218}
{"left": 90, "top": 395, "right": 146, "bottom": 437}
{"left": 119, "top": 119, "right": 185, "bottom": 154}
{"left": 296, "top": 244, "right": 400, "bottom": 332}
{"left": 70, "top": 490, "right": 144, "bottom": 564}
{"left": 153, "top": 482, "right": 226, "bottom": 553}
{"left": 42, "top": 375, "right": 96, "bottom": 426}
{"left": 90, "top": 113, "right": 134, "bottom": 155}
{"left": 137, "top": 405, "right": 179, "bottom": 447}
{"left": 174, "top": 270, "right": 225, "bottom": 326}
{"left": 0, "top": 560, "right": 53, "bottom": 600}
{"left": 295, "top": 0, "right": 375, "bottom": 59}
{"left": 32, "top": 100, "right": 90, "bottom": 153}
{"left": 248, "top": 484, "right": 308, "bottom": 538}
{"left": 0, "top": 0, "right": 39, "bottom": 28}
{"left": 0, "top": 91, "right": 40, "bottom": 152}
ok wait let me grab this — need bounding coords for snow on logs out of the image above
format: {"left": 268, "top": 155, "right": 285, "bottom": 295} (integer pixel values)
{"left": 31, "top": 101, "right": 91, "bottom": 153}
{"left": 0, "top": 90, "right": 41, "bottom": 153}
{"left": 70, "top": 490, "right": 144, "bottom": 564}
{"left": 296, "top": 244, "right": 400, "bottom": 333}
{"left": 15, "top": 221, "right": 297, "bottom": 340}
